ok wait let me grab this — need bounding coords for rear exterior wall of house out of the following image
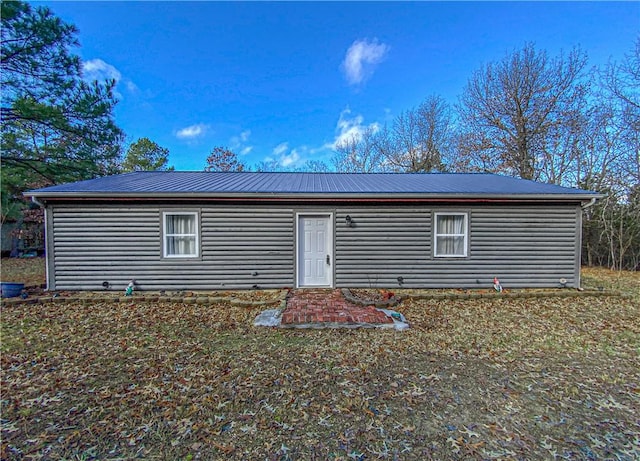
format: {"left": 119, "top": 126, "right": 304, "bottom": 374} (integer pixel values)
{"left": 45, "top": 202, "right": 582, "bottom": 291}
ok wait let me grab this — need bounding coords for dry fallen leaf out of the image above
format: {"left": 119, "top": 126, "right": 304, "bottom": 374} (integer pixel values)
{"left": 1, "top": 260, "right": 638, "bottom": 460}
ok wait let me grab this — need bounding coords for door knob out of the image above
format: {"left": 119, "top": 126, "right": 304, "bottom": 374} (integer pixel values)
{"left": 326, "top": 254, "right": 330, "bottom": 265}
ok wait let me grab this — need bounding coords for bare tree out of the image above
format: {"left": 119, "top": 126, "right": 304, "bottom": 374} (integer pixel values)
{"left": 386, "top": 95, "right": 450, "bottom": 172}
{"left": 580, "top": 38, "right": 640, "bottom": 271}
{"left": 572, "top": 100, "right": 630, "bottom": 192}
{"left": 584, "top": 39, "right": 640, "bottom": 270}
{"left": 603, "top": 37, "right": 640, "bottom": 188}
{"left": 457, "top": 43, "right": 588, "bottom": 181}
{"left": 295, "top": 160, "right": 330, "bottom": 172}
{"left": 332, "top": 126, "right": 385, "bottom": 173}
{"left": 254, "top": 159, "right": 283, "bottom": 172}
{"left": 604, "top": 37, "right": 640, "bottom": 112}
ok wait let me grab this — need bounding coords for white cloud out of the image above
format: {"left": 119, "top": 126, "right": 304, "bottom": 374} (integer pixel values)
{"left": 265, "top": 109, "right": 384, "bottom": 168}
{"left": 272, "top": 142, "right": 289, "bottom": 156}
{"left": 82, "top": 59, "right": 138, "bottom": 97}
{"left": 260, "top": 109, "right": 382, "bottom": 169}
{"left": 327, "top": 107, "right": 381, "bottom": 149}
{"left": 83, "top": 59, "right": 121, "bottom": 82}
{"left": 280, "top": 150, "right": 301, "bottom": 167}
{"left": 342, "top": 38, "right": 390, "bottom": 86}
{"left": 230, "top": 129, "right": 253, "bottom": 156}
{"left": 176, "top": 123, "right": 208, "bottom": 140}
{"left": 265, "top": 142, "right": 304, "bottom": 168}
{"left": 125, "top": 80, "right": 139, "bottom": 92}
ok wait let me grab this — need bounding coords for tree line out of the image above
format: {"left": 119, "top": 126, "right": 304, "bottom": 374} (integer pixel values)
{"left": 1, "top": 1, "right": 637, "bottom": 269}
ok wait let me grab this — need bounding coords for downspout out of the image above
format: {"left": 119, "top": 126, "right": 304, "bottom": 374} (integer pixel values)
{"left": 30, "top": 196, "right": 50, "bottom": 291}
{"left": 30, "top": 196, "right": 44, "bottom": 208}
{"left": 577, "top": 197, "right": 598, "bottom": 289}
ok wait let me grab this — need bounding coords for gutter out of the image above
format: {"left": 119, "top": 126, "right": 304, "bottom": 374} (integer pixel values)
{"left": 24, "top": 191, "right": 602, "bottom": 203}
{"left": 581, "top": 197, "right": 598, "bottom": 210}
{"left": 30, "top": 196, "right": 45, "bottom": 208}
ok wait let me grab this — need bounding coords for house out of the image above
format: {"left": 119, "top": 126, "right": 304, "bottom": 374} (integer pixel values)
{"left": 25, "top": 171, "right": 599, "bottom": 291}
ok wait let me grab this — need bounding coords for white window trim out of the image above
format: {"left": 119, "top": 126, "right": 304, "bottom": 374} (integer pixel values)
{"left": 434, "top": 212, "right": 468, "bottom": 258}
{"left": 162, "top": 211, "right": 200, "bottom": 258}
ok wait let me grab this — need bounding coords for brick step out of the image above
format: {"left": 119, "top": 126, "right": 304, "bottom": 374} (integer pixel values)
{"left": 283, "top": 289, "right": 394, "bottom": 326}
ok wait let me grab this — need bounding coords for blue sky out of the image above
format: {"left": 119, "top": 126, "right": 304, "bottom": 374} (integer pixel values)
{"left": 36, "top": 1, "right": 639, "bottom": 171}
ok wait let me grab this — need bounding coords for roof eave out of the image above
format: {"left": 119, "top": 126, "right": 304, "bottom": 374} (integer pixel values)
{"left": 24, "top": 191, "right": 603, "bottom": 202}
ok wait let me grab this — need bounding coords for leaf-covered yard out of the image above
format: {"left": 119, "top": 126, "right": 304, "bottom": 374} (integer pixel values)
{"left": 1, "top": 260, "right": 639, "bottom": 460}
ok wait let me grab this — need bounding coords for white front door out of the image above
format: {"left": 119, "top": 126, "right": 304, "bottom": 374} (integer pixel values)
{"left": 298, "top": 215, "right": 332, "bottom": 287}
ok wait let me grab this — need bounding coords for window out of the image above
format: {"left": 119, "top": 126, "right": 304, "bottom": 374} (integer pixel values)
{"left": 163, "top": 212, "right": 199, "bottom": 258}
{"left": 434, "top": 212, "right": 468, "bottom": 257}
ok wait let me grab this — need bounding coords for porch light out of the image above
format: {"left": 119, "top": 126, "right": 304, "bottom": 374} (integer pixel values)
{"left": 345, "top": 215, "right": 353, "bottom": 227}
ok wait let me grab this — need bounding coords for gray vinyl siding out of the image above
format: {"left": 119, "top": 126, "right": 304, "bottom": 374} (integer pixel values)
{"left": 335, "top": 205, "right": 580, "bottom": 289}
{"left": 335, "top": 209, "right": 431, "bottom": 287}
{"left": 50, "top": 205, "right": 294, "bottom": 291}
{"left": 48, "top": 203, "right": 581, "bottom": 291}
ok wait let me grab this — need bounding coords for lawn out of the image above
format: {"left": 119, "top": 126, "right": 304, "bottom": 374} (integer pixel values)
{"left": 1, "top": 260, "right": 639, "bottom": 460}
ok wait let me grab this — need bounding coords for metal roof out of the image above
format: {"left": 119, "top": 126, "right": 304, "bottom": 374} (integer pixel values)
{"left": 26, "top": 171, "right": 599, "bottom": 200}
